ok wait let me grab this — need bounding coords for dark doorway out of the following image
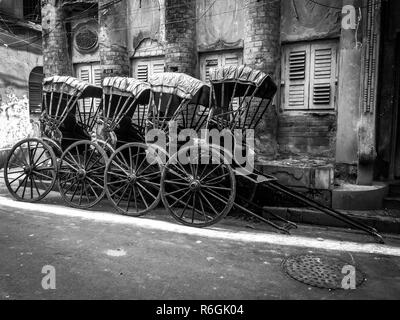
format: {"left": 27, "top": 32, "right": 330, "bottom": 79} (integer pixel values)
{"left": 29, "top": 67, "right": 44, "bottom": 116}
{"left": 390, "top": 34, "right": 400, "bottom": 179}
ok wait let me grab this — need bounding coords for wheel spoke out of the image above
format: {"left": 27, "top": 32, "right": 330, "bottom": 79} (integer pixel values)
{"left": 70, "top": 182, "right": 80, "bottom": 202}
{"left": 203, "top": 172, "right": 230, "bottom": 185}
{"left": 136, "top": 181, "right": 158, "bottom": 200}
{"left": 165, "top": 188, "right": 189, "bottom": 197}
{"left": 9, "top": 173, "right": 26, "bottom": 185}
{"left": 21, "top": 177, "right": 29, "bottom": 199}
{"left": 33, "top": 171, "right": 53, "bottom": 181}
{"left": 86, "top": 165, "right": 106, "bottom": 175}
{"left": 202, "top": 188, "right": 230, "bottom": 205}
{"left": 15, "top": 175, "right": 28, "bottom": 194}
{"left": 199, "top": 191, "right": 219, "bottom": 216}
{"left": 203, "top": 185, "right": 232, "bottom": 192}
{"left": 126, "top": 188, "right": 133, "bottom": 212}
{"left": 140, "top": 170, "right": 162, "bottom": 179}
{"left": 110, "top": 159, "right": 130, "bottom": 176}
{"left": 108, "top": 171, "right": 128, "bottom": 179}
{"left": 135, "top": 184, "right": 149, "bottom": 208}
{"left": 87, "top": 181, "right": 100, "bottom": 199}
{"left": 132, "top": 185, "right": 139, "bottom": 213}
{"left": 107, "top": 179, "right": 127, "bottom": 186}
{"left": 85, "top": 176, "right": 104, "bottom": 190}
{"left": 179, "top": 193, "right": 193, "bottom": 219}
{"left": 164, "top": 180, "right": 190, "bottom": 187}
{"left": 64, "top": 179, "right": 79, "bottom": 195}
{"left": 116, "top": 185, "right": 130, "bottom": 206}
{"left": 168, "top": 189, "right": 191, "bottom": 208}
{"left": 110, "top": 183, "right": 129, "bottom": 197}
{"left": 200, "top": 164, "right": 223, "bottom": 182}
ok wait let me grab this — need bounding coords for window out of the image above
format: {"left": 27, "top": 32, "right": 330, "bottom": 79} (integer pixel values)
{"left": 282, "top": 40, "right": 338, "bottom": 111}
{"left": 29, "top": 67, "right": 44, "bottom": 115}
{"left": 199, "top": 50, "right": 243, "bottom": 84}
{"left": 23, "top": 0, "right": 41, "bottom": 23}
{"left": 131, "top": 57, "right": 165, "bottom": 82}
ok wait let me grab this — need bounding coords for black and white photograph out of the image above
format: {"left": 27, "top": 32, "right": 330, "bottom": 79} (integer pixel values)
{"left": 0, "top": 0, "right": 399, "bottom": 309}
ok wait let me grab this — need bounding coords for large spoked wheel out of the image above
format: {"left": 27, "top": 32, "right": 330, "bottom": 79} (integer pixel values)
{"left": 105, "top": 143, "right": 163, "bottom": 216}
{"left": 161, "top": 144, "right": 236, "bottom": 228}
{"left": 58, "top": 141, "right": 108, "bottom": 209}
{"left": 4, "top": 138, "right": 57, "bottom": 202}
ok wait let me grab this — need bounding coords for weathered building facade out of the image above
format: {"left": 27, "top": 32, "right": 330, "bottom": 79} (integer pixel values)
{"left": 40, "top": 0, "right": 398, "bottom": 210}
{"left": 0, "top": 0, "right": 43, "bottom": 109}
{"left": 0, "top": 0, "right": 43, "bottom": 153}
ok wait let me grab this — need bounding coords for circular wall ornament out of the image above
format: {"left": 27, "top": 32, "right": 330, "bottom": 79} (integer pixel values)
{"left": 74, "top": 23, "right": 99, "bottom": 53}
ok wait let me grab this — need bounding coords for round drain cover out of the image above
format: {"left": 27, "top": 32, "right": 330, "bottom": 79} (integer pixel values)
{"left": 282, "top": 255, "right": 366, "bottom": 290}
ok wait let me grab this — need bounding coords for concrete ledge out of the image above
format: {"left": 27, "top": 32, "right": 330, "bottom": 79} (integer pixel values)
{"left": 263, "top": 206, "right": 400, "bottom": 235}
{"left": 332, "top": 183, "right": 389, "bottom": 211}
{"left": 257, "top": 159, "right": 334, "bottom": 190}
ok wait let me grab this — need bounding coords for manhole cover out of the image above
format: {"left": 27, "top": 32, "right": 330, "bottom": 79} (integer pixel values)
{"left": 282, "top": 255, "right": 366, "bottom": 290}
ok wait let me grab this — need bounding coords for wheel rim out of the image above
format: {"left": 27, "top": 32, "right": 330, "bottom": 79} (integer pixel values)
{"left": 58, "top": 141, "right": 107, "bottom": 209}
{"left": 161, "top": 145, "right": 236, "bottom": 227}
{"left": 4, "top": 139, "right": 57, "bottom": 202}
{"left": 105, "top": 143, "right": 162, "bottom": 216}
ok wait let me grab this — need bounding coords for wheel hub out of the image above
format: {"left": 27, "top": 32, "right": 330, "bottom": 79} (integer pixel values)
{"left": 76, "top": 169, "right": 87, "bottom": 181}
{"left": 127, "top": 173, "right": 138, "bottom": 185}
{"left": 189, "top": 180, "right": 201, "bottom": 191}
{"left": 23, "top": 166, "right": 33, "bottom": 175}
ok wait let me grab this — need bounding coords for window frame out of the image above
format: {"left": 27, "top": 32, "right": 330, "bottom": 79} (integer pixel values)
{"left": 281, "top": 39, "right": 339, "bottom": 113}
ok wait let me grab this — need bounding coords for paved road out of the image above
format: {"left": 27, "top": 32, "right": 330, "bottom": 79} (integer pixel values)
{"left": 0, "top": 182, "right": 400, "bottom": 300}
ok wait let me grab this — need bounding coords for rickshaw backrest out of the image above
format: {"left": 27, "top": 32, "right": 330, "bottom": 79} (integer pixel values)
{"left": 209, "top": 65, "right": 277, "bottom": 131}
{"left": 102, "top": 77, "right": 151, "bottom": 120}
{"left": 148, "top": 72, "right": 211, "bottom": 132}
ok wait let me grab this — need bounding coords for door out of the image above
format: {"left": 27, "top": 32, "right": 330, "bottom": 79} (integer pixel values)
{"left": 75, "top": 63, "right": 102, "bottom": 114}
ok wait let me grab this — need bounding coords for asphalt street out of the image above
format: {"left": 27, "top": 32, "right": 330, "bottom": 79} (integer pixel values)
{"left": 0, "top": 178, "right": 400, "bottom": 300}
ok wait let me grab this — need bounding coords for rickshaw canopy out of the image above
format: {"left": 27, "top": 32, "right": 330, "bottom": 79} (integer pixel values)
{"left": 149, "top": 72, "right": 210, "bottom": 105}
{"left": 43, "top": 76, "right": 102, "bottom": 99}
{"left": 102, "top": 77, "right": 151, "bottom": 100}
{"left": 209, "top": 65, "right": 277, "bottom": 100}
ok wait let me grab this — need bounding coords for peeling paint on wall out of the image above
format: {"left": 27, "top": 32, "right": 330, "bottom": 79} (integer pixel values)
{"left": 0, "top": 88, "right": 35, "bottom": 149}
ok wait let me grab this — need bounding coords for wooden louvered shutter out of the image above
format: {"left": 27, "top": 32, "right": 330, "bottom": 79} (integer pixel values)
{"left": 283, "top": 44, "right": 310, "bottom": 110}
{"left": 92, "top": 65, "right": 102, "bottom": 87}
{"left": 29, "top": 67, "right": 44, "bottom": 115}
{"left": 151, "top": 60, "right": 165, "bottom": 76}
{"left": 223, "top": 52, "right": 242, "bottom": 67}
{"left": 222, "top": 52, "right": 243, "bottom": 111}
{"left": 137, "top": 63, "right": 149, "bottom": 82}
{"left": 309, "top": 42, "right": 337, "bottom": 110}
{"left": 78, "top": 66, "right": 91, "bottom": 83}
{"left": 92, "top": 64, "right": 102, "bottom": 109}
{"left": 201, "top": 55, "right": 219, "bottom": 84}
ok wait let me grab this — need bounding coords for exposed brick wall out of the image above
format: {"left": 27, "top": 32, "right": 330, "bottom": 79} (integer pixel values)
{"left": 98, "top": 0, "right": 129, "bottom": 77}
{"left": 164, "top": 0, "right": 196, "bottom": 76}
{"left": 41, "top": 0, "right": 73, "bottom": 77}
{"left": 244, "top": 0, "right": 281, "bottom": 161}
{"left": 244, "top": 0, "right": 281, "bottom": 77}
{"left": 278, "top": 114, "right": 337, "bottom": 159}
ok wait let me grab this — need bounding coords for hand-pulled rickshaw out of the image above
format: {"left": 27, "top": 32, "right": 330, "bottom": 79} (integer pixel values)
{"left": 3, "top": 69, "right": 384, "bottom": 244}
{"left": 158, "top": 66, "right": 384, "bottom": 243}
{"left": 4, "top": 76, "right": 106, "bottom": 209}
